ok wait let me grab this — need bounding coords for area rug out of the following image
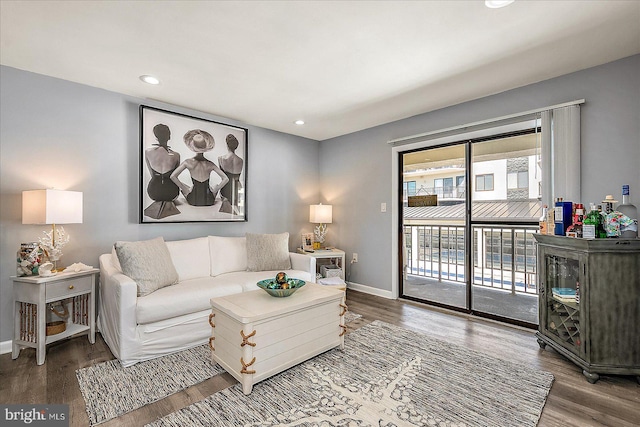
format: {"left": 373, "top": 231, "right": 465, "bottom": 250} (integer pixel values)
{"left": 147, "top": 320, "right": 554, "bottom": 427}
{"left": 76, "top": 311, "right": 363, "bottom": 425}
{"left": 76, "top": 344, "right": 221, "bottom": 425}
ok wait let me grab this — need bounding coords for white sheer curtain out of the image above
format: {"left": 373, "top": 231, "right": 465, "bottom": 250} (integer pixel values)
{"left": 541, "top": 105, "right": 581, "bottom": 206}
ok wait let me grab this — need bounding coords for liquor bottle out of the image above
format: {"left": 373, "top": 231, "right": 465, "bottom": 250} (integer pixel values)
{"left": 539, "top": 205, "right": 548, "bottom": 235}
{"left": 547, "top": 206, "right": 555, "bottom": 235}
{"left": 618, "top": 185, "right": 638, "bottom": 238}
{"left": 554, "top": 198, "right": 573, "bottom": 236}
{"left": 582, "top": 203, "right": 597, "bottom": 239}
{"left": 575, "top": 203, "right": 584, "bottom": 238}
{"left": 566, "top": 203, "right": 584, "bottom": 238}
{"left": 596, "top": 205, "right": 607, "bottom": 238}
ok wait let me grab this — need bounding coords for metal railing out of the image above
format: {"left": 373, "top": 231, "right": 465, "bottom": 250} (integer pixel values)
{"left": 404, "top": 224, "right": 539, "bottom": 295}
{"left": 404, "top": 186, "right": 466, "bottom": 201}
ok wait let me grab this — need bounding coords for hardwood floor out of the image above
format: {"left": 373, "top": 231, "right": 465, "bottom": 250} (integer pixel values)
{"left": 1, "top": 289, "right": 639, "bottom": 426}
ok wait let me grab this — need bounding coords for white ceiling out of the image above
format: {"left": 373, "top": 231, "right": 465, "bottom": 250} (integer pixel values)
{"left": 1, "top": 1, "right": 639, "bottom": 141}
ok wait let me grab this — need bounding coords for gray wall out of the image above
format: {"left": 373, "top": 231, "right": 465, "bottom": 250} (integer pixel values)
{"left": 0, "top": 66, "right": 319, "bottom": 343}
{"left": 2, "top": 55, "right": 639, "bottom": 343}
{"left": 321, "top": 54, "right": 640, "bottom": 293}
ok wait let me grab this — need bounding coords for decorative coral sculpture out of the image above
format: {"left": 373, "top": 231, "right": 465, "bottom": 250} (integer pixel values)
{"left": 38, "top": 226, "right": 70, "bottom": 268}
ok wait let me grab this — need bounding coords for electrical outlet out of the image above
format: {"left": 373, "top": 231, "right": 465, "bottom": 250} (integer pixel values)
{"left": 352, "top": 253, "right": 358, "bottom": 263}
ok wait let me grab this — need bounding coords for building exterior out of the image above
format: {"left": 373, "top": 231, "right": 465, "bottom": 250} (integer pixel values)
{"left": 402, "top": 154, "right": 542, "bottom": 300}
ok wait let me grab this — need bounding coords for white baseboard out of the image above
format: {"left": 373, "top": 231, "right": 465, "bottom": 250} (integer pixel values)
{"left": 346, "top": 281, "right": 395, "bottom": 299}
{"left": 0, "top": 340, "right": 12, "bottom": 355}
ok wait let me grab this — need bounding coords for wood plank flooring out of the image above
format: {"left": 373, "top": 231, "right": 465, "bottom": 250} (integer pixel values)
{"left": 1, "top": 289, "right": 639, "bottom": 426}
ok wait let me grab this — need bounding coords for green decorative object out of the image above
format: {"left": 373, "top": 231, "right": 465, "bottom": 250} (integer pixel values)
{"left": 275, "top": 272, "right": 288, "bottom": 284}
{"left": 257, "top": 278, "right": 306, "bottom": 297}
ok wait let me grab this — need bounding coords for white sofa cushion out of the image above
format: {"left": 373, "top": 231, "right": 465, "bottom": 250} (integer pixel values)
{"left": 136, "top": 268, "right": 313, "bottom": 324}
{"left": 114, "top": 237, "right": 179, "bottom": 297}
{"left": 209, "top": 236, "right": 247, "bottom": 276}
{"left": 136, "top": 276, "right": 243, "bottom": 324}
{"left": 246, "top": 232, "right": 292, "bottom": 271}
{"left": 166, "top": 237, "right": 210, "bottom": 281}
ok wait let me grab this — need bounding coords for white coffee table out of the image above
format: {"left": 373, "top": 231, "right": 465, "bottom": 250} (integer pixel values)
{"left": 209, "top": 282, "right": 347, "bottom": 394}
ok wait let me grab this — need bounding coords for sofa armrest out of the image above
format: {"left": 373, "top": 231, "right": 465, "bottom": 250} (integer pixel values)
{"left": 289, "top": 252, "right": 316, "bottom": 281}
{"left": 98, "top": 253, "right": 139, "bottom": 362}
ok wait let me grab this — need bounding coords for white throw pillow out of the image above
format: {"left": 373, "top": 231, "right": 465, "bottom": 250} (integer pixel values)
{"left": 209, "top": 236, "right": 247, "bottom": 276}
{"left": 246, "top": 232, "right": 292, "bottom": 272}
{"left": 165, "top": 237, "right": 210, "bottom": 281}
{"left": 114, "top": 237, "right": 179, "bottom": 297}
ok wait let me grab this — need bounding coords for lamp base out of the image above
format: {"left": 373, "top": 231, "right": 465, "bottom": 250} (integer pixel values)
{"left": 314, "top": 223, "right": 328, "bottom": 246}
{"left": 40, "top": 258, "right": 64, "bottom": 274}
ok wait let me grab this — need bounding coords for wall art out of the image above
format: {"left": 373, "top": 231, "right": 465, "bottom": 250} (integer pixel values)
{"left": 140, "top": 105, "right": 247, "bottom": 223}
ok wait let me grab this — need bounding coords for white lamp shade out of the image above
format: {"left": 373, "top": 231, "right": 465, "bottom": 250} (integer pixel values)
{"left": 309, "top": 204, "right": 332, "bottom": 224}
{"left": 22, "top": 189, "right": 83, "bottom": 225}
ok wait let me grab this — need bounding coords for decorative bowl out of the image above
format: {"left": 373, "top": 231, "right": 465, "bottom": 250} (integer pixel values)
{"left": 257, "top": 278, "right": 306, "bottom": 297}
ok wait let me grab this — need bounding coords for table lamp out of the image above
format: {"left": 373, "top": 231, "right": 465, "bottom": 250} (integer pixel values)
{"left": 309, "top": 203, "right": 332, "bottom": 248}
{"left": 22, "top": 189, "right": 83, "bottom": 271}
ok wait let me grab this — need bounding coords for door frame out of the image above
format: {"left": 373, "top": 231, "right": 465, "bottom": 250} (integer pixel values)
{"left": 390, "top": 121, "right": 540, "bottom": 328}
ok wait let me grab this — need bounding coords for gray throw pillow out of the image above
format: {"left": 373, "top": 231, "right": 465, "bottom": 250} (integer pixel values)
{"left": 114, "top": 237, "right": 179, "bottom": 297}
{"left": 246, "top": 232, "right": 292, "bottom": 272}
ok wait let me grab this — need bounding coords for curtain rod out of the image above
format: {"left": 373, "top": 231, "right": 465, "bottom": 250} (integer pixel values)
{"left": 388, "top": 99, "right": 585, "bottom": 146}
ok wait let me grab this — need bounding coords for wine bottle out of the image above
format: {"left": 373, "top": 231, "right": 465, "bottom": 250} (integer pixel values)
{"left": 618, "top": 185, "right": 638, "bottom": 238}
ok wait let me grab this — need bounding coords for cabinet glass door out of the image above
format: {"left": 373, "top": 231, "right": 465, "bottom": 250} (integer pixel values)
{"left": 544, "top": 254, "right": 581, "bottom": 352}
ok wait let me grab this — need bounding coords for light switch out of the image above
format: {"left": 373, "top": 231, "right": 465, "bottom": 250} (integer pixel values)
{"left": 381, "top": 202, "right": 387, "bottom": 212}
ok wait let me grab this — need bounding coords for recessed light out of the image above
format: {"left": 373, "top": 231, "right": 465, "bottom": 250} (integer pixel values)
{"left": 139, "top": 75, "right": 160, "bottom": 85}
{"left": 485, "top": 0, "right": 515, "bottom": 8}
{"left": 294, "top": 120, "right": 305, "bottom": 125}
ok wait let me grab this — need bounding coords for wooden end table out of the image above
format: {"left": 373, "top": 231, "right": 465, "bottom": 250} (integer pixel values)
{"left": 297, "top": 248, "right": 346, "bottom": 280}
{"left": 11, "top": 268, "right": 99, "bottom": 365}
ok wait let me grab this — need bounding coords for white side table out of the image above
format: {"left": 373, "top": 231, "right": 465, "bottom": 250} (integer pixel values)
{"left": 11, "top": 268, "right": 99, "bottom": 365}
{"left": 297, "top": 248, "right": 346, "bottom": 279}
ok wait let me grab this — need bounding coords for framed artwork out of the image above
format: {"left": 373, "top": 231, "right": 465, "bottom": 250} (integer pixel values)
{"left": 301, "top": 233, "right": 314, "bottom": 251}
{"left": 139, "top": 105, "right": 248, "bottom": 223}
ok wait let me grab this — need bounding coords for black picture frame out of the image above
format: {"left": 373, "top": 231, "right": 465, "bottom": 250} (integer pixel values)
{"left": 139, "top": 105, "right": 248, "bottom": 223}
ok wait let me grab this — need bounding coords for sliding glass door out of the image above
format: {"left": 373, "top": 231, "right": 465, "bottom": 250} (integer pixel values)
{"left": 400, "top": 130, "right": 541, "bottom": 327}
{"left": 401, "top": 143, "right": 467, "bottom": 310}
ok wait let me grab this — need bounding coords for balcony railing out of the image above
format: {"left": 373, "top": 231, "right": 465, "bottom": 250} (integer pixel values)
{"left": 404, "top": 185, "right": 466, "bottom": 201}
{"left": 403, "top": 224, "right": 539, "bottom": 295}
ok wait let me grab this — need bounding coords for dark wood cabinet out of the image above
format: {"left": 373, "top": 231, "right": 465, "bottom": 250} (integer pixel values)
{"left": 534, "top": 234, "right": 640, "bottom": 383}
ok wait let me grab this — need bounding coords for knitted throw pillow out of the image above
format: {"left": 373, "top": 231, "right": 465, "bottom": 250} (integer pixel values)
{"left": 245, "top": 232, "right": 292, "bottom": 272}
{"left": 114, "top": 237, "right": 179, "bottom": 297}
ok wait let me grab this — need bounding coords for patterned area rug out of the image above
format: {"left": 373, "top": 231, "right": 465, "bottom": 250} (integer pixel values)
{"left": 76, "top": 345, "right": 221, "bottom": 425}
{"left": 76, "top": 311, "right": 363, "bottom": 425}
{"left": 148, "top": 320, "right": 554, "bottom": 427}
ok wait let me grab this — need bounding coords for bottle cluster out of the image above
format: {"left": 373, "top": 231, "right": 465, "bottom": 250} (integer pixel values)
{"left": 539, "top": 185, "right": 638, "bottom": 239}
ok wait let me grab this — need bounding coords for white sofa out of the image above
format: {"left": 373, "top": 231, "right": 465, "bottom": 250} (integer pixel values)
{"left": 98, "top": 235, "right": 315, "bottom": 367}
